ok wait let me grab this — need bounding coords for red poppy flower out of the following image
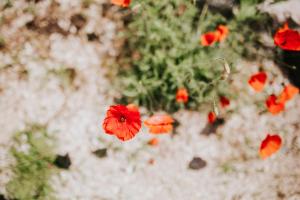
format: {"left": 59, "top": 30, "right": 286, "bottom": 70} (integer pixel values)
{"left": 200, "top": 32, "right": 217, "bottom": 46}
{"left": 111, "top": 0, "right": 131, "bottom": 7}
{"left": 220, "top": 96, "right": 230, "bottom": 108}
{"left": 274, "top": 23, "right": 300, "bottom": 51}
{"left": 144, "top": 114, "right": 174, "bottom": 134}
{"left": 248, "top": 72, "right": 267, "bottom": 92}
{"left": 207, "top": 111, "right": 216, "bottom": 124}
{"left": 259, "top": 134, "right": 282, "bottom": 159}
{"left": 215, "top": 25, "right": 229, "bottom": 42}
{"left": 176, "top": 88, "right": 189, "bottom": 103}
{"left": 148, "top": 137, "right": 159, "bottom": 146}
{"left": 102, "top": 104, "right": 141, "bottom": 141}
{"left": 278, "top": 84, "right": 299, "bottom": 103}
{"left": 265, "top": 95, "right": 285, "bottom": 115}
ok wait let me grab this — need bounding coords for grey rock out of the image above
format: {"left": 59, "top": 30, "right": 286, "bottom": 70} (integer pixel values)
{"left": 260, "top": 0, "right": 300, "bottom": 25}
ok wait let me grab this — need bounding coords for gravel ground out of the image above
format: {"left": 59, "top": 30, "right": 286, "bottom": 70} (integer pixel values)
{"left": 1, "top": 0, "right": 300, "bottom": 200}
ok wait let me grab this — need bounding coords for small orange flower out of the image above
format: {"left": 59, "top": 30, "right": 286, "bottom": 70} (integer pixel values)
{"left": 176, "top": 88, "right": 189, "bottom": 103}
{"left": 148, "top": 137, "right": 159, "bottom": 146}
{"left": 259, "top": 134, "right": 282, "bottom": 159}
{"left": 266, "top": 95, "right": 285, "bottom": 115}
{"left": 207, "top": 111, "right": 216, "bottom": 124}
{"left": 220, "top": 96, "right": 230, "bottom": 108}
{"left": 248, "top": 72, "right": 267, "bottom": 92}
{"left": 200, "top": 32, "right": 218, "bottom": 46}
{"left": 274, "top": 23, "right": 300, "bottom": 51}
{"left": 215, "top": 25, "right": 229, "bottom": 42}
{"left": 111, "top": 0, "right": 131, "bottom": 7}
{"left": 278, "top": 84, "right": 299, "bottom": 103}
{"left": 144, "top": 114, "right": 174, "bottom": 134}
{"left": 102, "top": 104, "right": 141, "bottom": 141}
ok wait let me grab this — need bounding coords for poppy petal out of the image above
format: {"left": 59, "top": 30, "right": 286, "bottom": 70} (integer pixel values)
{"left": 103, "top": 117, "right": 120, "bottom": 135}
{"left": 111, "top": 0, "right": 131, "bottom": 7}
{"left": 248, "top": 72, "right": 267, "bottom": 92}
{"left": 176, "top": 88, "right": 189, "bottom": 103}
{"left": 148, "top": 138, "right": 159, "bottom": 146}
{"left": 266, "top": 95, "right": 285, "bottom": 115}
{"left": 259, "top": 134, "right": 282, "bottom": 159}
{"left": 207, "top": 111, "right": 216, "bottom": 124}
{"left": 278, "top": 84, "right": 299, "bottom": 103}
{"left": 220, "top": 96, "right": 230, "bottom": 108}
{"left": 274, "top": 23, "right": 300, "bottom": 51}
{"left": 200, "top": 32, "right": 217, "bottom": 46}
{"left": 144, "top": 114, "right": 174, "bottom": 134}
{"left": 215, "top": 25, "right": 229, "bottom": 42}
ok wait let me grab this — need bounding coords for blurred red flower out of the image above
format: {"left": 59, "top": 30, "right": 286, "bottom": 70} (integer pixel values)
{"left": 248, "top": 72, "right": 267, "bottom": 92}
{"left": 200, "top": 32, "right": 217, "bottom": 46}
{"left": 102, "top": 104, "right": 141, "bottom": 141}
{"left": 278, "top": 84, "right": 299, "bottom": 103}
{"left": 144, "top": 114, "right": 174, "bottom": 134}
{"left": 207, "top": 111, "right": 216, "bottom": 124}
{"left": 215, "top": 25, "right": 229, "bottom": 42}
{"left": 220, "top": 96, "right": 230, "bottom": 108}
{"left": 176, "top": 88, "right": 189, "bottom": 103}
{"left": 111, "top": 0, "right": 131, "bottom": 7}
{"left": 274, "top": 23, "right": 300, "bottom": 51}
{"left": 259, "top": 134, "right": 282, "bottom": 159}
{"left": 266, "top": 95, "right": 284, "bottom": 115}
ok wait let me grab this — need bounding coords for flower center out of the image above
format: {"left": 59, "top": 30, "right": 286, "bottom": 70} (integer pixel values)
{"left": 120, "top": 116, "right": 126, "bottom": 122}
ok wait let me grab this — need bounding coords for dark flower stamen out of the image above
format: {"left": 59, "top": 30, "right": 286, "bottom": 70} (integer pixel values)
{"left": 120, "top": 116, "right": 126, "bottom": 122}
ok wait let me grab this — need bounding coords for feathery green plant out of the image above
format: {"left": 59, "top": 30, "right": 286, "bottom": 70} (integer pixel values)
{"left": 6, "top": 125, "right": 56, "bottom": 200}
{"left": 113, "top": 0, "right": 270, "bottom": 112}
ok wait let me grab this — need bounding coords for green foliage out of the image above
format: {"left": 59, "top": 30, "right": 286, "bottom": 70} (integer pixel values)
{"left": 230, "top": 1, "right": 272, "bottom": 59}
{"left": 48, "top": 67, "right": 76, "bottom": 89}
{"left": 6, "top": 125, "right": 56, "bottom": 200}
{"left": 114, "top": 0, "right": 270, "bottom": 112}
{"left": 236, "top": 0, "right": 260, "bottom": 21}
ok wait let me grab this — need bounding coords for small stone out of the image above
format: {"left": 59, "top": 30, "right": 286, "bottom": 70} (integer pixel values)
{"left": 71, "top": 14, "right": 87, "bottom": 30}
{"left": 92, "top": 148, "right": 107, "bottom": 158}
{"left": 277, "top": 191, "right": 285, "bottom": 199}
{"left": 54, "top": 154, "right": 71, "bottom": 169}
{"left": 188, "top": 157, "right": 207, "bottom": 170}
{"left": 87, "top": 33, "right": 99, "bottom": 42}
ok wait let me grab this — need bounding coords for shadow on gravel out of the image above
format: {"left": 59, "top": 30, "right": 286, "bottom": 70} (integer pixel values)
{"left": 201, "top": 118, "right": 225, "bottom": 136}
